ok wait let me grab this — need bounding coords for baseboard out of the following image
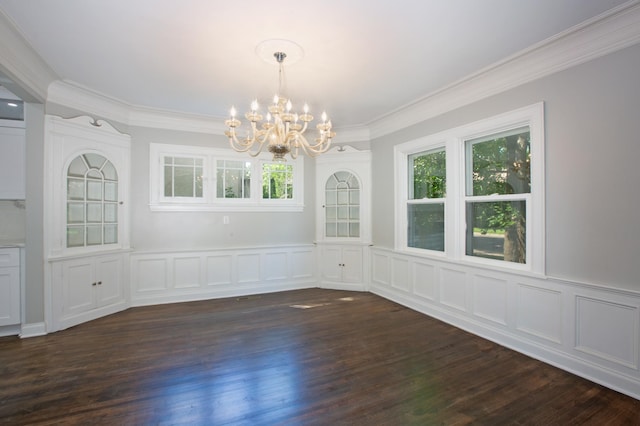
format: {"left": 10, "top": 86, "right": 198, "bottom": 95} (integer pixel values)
{"left": 19, "top": 322, "right": 47, "bottom": 338}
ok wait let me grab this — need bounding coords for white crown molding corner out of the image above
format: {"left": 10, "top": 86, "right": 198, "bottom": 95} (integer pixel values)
{"left": 0, "top": 9, "right": 57, "bottom": 103}
{"left": 47, "top": 80, "right": 131, "bottom": 125}
{"left": 331, "top": 125, "right": 370, "bottom": 144}
{"left": 129, "top": 106, "right": 227, "bottom": 134}
{"left": 369, "top": 1, "right": 640, "bottom": 139}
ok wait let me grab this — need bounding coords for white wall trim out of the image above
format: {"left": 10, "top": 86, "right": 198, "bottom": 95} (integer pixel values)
{"left": 130, "top": 245, "right": 318, "bottom": 307}
{"left": 19, "top": 322, "right": 46, "bottom": 338}
{"left": 369, "top": 1, "right": 640, "bottom": 138}
{"left": 0, "top": 9, "right": 57, "bottom": 102}
{"left": 369, "top": 246, "right": 640, "bottom": 400}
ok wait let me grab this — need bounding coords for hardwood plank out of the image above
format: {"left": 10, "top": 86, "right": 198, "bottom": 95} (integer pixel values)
{"left": 0, "top": 289, "right": 638, "bottom": 425}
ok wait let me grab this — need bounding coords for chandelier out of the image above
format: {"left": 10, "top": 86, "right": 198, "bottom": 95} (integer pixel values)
{"left": 225, "top": 51, "right": 335, "bottom": 162}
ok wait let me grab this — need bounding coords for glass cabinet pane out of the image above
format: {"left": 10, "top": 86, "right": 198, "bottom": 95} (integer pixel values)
{"left": 66, "top": 152, "right": 119, "bottom": 249}
{"left": 325, "top": 171, "right": 360, "bottom": 239}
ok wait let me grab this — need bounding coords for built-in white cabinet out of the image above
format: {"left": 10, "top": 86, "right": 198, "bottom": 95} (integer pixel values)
{"left": 0, "top": 126, "right": 25, "bottom": 200}
{"left": 50, "top": 252, "right": 128, "bottom": 331}
{"left": 44, "top": 115, "right": 131, "bottom": 332}
{"left": 0, "top": 248, "right": 20, "bottom": 327}
{"left": 316, "top": 146, "right": 371, "bottom": 291}
{"left": 319, "top": 244, "right": 369, "bottom": 291}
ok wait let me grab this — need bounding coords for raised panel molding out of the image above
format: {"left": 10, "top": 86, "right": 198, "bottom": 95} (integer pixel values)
{"left": 291, "top": 250, "right": 314, "bottom": 279}
{"left": 391, "top": 258, "right": 410, "bottom": 292}
{"left": 516, "top": 283, "right": 562, "bottom": 344}
{"left": 264, "top": 252, "right": 288, "bottom": 281}
{"left": 135, "top": 258, "right": 168, "bottom": 292}
{"left": 206, "top": 255, "right": 233, "bottom": 286}
{"left": 368, "top": 247, "right": 640, "bottom": 400}
{"left": 473, "top": 275, "right": 508, "bottom": 326}
{"left": 440, "top": 268, "right": 467, "bottom": 312}
{"left": 174, "top": 257, "right": 201, "bottom": 289}
{"left": 372, "top": 252, "right": 390, "bottom": 285}
{"left": 575, "top": 296, "right": 639, "bottom": 369}
{"left": 130, "top": 245, "right": 316, "bottom": 306}
{"left": 413, "top": 262, "right": 436, "bottom": 300}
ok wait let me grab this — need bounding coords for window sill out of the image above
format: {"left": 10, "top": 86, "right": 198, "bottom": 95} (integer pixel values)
{"left": 148, "top": 203, "right": 304, "bottom": 213}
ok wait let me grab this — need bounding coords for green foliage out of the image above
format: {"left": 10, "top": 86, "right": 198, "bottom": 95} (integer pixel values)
{"left": 411, "top": 150, "right": 446, "bottom": 199}
{"left": 262, "top": 163, "right": 293, "bottom": 199}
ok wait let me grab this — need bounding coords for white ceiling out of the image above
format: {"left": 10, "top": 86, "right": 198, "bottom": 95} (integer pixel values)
{"left": 0, "top": 0, "right": 631, "bottom": 129}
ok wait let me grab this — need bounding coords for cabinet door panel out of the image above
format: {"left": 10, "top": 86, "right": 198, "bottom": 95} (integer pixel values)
{"left": 342, "top": 247, "right": 363, "bottom": 283}
{"left": 320, "top": 246, "right": 343, "bottom": 282}
{"left": 95, "top": 256, "right": 123, "bottom": 307}
{"left": 0, "top": 267, "right": 20, "bottom": 326}
{"left": 62, "top": 260, "right": 95, "bottom": 316}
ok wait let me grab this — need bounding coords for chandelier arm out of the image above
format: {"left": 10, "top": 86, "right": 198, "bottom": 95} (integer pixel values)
{"left": 229, "top": 133, "right": 259, "bottom": 152}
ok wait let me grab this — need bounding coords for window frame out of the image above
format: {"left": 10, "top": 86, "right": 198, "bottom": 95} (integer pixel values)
{"left": 149, "top": 143, "right": 304, "bottom": 212}
{"left": 395, "top": 103, "right": 545, "bottom": 275}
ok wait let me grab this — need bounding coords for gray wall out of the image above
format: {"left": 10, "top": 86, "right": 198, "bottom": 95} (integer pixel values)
{"left": 371, "top": 44, "right": 640, "bottom": 292}
{"left": 128, "top": 127, "right": 316, "bottom": 251}
{"left": 24, "top": 102, "right": 45, "bottom": 323}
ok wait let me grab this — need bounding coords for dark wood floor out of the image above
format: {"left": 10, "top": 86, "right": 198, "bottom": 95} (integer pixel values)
{"left": 1, "top": 289, "right": 638, "bottom": 425}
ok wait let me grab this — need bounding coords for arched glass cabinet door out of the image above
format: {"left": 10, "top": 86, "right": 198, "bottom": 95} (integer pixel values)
{"left": 66, "top": 153, "right": 119, "bottom": 248}
{"left": 325, "top": 171, "right": 360, "bottom": 238}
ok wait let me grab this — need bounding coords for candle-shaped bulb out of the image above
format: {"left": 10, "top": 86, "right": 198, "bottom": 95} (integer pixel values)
{"left": 321, "top": 111, "right": 327, "bottom": 123}
{"left": 230, "top": 106, "right": 236, "bottom": 118}
{"left": 303, "top": 103, "right": 309, "bottom": 114}
{"left": 266, "top": 112, "right": 272, "bottom": 122}
{"left": 286, "top": 100, "right": 292, "bottom": 112}
{"left": 250, "top": 100, "right": 258, "bottom": 112}
{"left": 273, "top": 95, "right": 279, "bottom": 105}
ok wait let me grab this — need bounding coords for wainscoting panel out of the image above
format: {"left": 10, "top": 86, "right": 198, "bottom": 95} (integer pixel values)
{"left": 206, "top": 254, "right": 233, "bottom": 286}
{"left": 291, "top": 249, "right": 315, "bottom": 280}
{"left": 131, "top": 245, "right": 317, "bottom": 306}
{"left": 575, "top": 296, "right": 638, "bottom": 369}
{"left": 369, "top": 247, "right": 640, "bottom": 400}
{"left": 516, "top": 283, "right": 562, "bottom": 344}
{"left": 439, "top": 268, "right": 467, "bottom": 312}
{"left": 391, "top": 258, "right": 410, "bottom": 292}
{"left": 473, "top": 275, "right": 508, "bottom": 326}
{"left": 413, "top": 261, "right": 436, "bottom": 301}
{"left": 264, "top": 252, "right": 288, "bottom": 281}
{"left": 136, "top": 258, "right": 168, "bottom": 292}
{"left": 173, "top": 256, "right": 201, "bottom": 289}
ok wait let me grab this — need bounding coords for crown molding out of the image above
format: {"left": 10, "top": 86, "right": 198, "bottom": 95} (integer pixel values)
{"left": 0, "top": 9, "right": 57, "bottom": 102}
{"left": 331, "top": 125, "right": 370, "bottom": 144}
{"left": 27, "top": 1, "right": 640, "bottom": 140}
{"left": 129, "top": 106, "right": 226, "bottom": 134}
{"left": 369, "top": 0, "right": 640, "bottom": 139}
{"left": 47, "top": 80, "right": 131, "bottom": 124}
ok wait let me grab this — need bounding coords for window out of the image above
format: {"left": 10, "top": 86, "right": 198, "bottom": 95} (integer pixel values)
{"left": 149, "top": 143, "right": 304, "bottom": 211}
{"left": 395, "top": 103, "right": 544, "bottom": 273}
{"left": 465, "top": 128, "right": 530, "bottom": 263}
{"left": 164, "top": 156, "right": 204, "bottom": 199}
{"left": 217, "top": 160, "right": 251, "bottom": 199}
{"left": 262, "top": 163, "right": 293, "bottom": 199}
{"left": 67, "top": 153, "right": 118, "bottom": 248}
{"left": 408, "top": 149, "right": 446, "bottom": 251}
{"left": 325, "top": 171, "right": 360, "bottom": 238}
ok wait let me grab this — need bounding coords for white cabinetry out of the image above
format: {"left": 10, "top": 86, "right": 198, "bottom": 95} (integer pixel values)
{"left": 0, "top": 248, "right": 20, "bottom": 327}
{"left": 319, "top": 244, "right": 368, "bottom": 291}
{"left": 44, "top": 116, "right": 131, "bottom": 332}
{"left": 316, "top": 147, "right": 371, "bottom": 291}
{"left": 51, "top": 252, "right": 128, "bottom": 331}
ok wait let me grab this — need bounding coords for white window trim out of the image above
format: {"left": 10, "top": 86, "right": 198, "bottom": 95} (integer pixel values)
{"left": 149, "top": 143, "right": 304, "bottom": 212}
{"left": 395, "top": 102, "right": 545, "bottom": 275}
